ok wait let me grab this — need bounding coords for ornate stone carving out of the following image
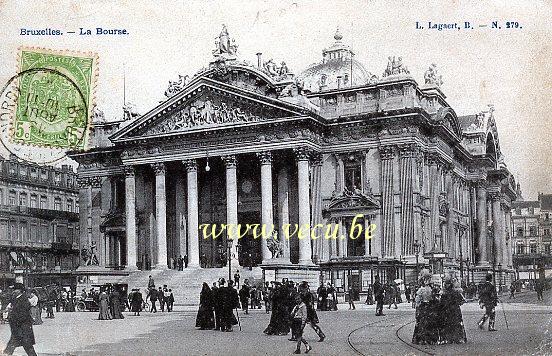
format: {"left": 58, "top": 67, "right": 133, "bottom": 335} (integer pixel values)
{"left": 424, "top": 63, "right": 443, "bottom": 87}
{"left": 76, "top": 177, "right": 89, "bottom": 188}
{"left": 221, "top": 155, "right": 237, "bottom": 168}
{"left": 311, "top": 153, "right": 324, "bottom": 167}
{"left": 379, "top": 145, "right": 395, "bottom": 160}
{"left": 183, "top": 159, "right": 198, "bottom": 172}
{"left": 151, "top": 163, "right": 166, "bottom": 175}
{"left": 382, "top": 56, "right": 410, "bottom": 77}
{"left": 398, "top": 143, "right": 417, "bottom": 158}
{"left": 488, "top": 191, "right": 502, "bottom": 202}
{"left": 256, "top": 151, "right": 273, "bottom": 165}
{"left": 438, "top": 194, "right": 449, "bottom": 217}
{"left": 124, "top": 166, "right": 135, "bottom": 177}
{"left": 165, "top": 74, "right": 190, "bottom": 98}
{"left": 267, "top": 231, "right": 283, "bottom": 258}
{"left": 89, "top": 176, "right": 102, "bottom": 188}
{"left": 293, "top": 147, "right": 312, "bottom": 161}
{"left": 326, "top": 189, "right": 380, "bottom": 211}
{"left": 122, "top": 102, "right": 140, "bottom": 121}
{"left": 81, "top": 243, "right": 99, "bottom": 266}
{"left": 212, "top": 24, "right": 238, "bottom": 58}
{"left": 146, "top": 97, "right": 264, "bottom": 135}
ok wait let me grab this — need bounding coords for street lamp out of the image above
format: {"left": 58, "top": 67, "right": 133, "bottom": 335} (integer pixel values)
{"left": 413, "top": 239, "right": 420, "bottom": 283}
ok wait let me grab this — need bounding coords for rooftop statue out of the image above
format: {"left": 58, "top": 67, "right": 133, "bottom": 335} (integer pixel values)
{"left": 213, "top": 24, "right": 238, "bottom": 58}
{"left": 382, "top": 56, "right": 410, "bottom": 77}
{"left": 123, "top": 102, "right": 140, "bottom": 121}
{"left": 424, "top": 63, "right": 443, "bottom": 87}
{"left": 164, "top": 74, "right": 189, "bottom": 98}
{"left": 92, "top": 105, "right": 105, "bottom": 123}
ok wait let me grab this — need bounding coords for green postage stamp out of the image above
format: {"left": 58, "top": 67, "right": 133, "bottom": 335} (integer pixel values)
{"left": 10, "top": 48, "right": 97, "bottom": 150}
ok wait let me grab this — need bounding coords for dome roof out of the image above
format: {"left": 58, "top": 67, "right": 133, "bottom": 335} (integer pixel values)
{"left": 298, "top": 29, "right": 372, "bottom": 92}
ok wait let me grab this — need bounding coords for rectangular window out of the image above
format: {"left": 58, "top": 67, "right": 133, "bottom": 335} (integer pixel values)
{"left": 66, "top": 199, "right": 73, "bottom": 212}
{"left": 516, "top": 227, "right": 523, "bottom": 237}
{"left": 54, "top": 197, "right": 62, "bottom": 210}
{"left": 0, "top": 220, "right": 7, "bottom": 240}
{"left": 530, "top": 226, "right": 537, "bottom": 236}
{"left": 30, "top": 194, "right": 37, "bottom": 208}
{"left": 20, "top": 222, "right": 28, "bottom": 241}
{"left": 530, "top": 243, "right": 538, "bottom": 254}
{"left": 516, "top": 244, "right": 524, "bottom": 254}
{"left": 545, "top": 228, "right": 551, "bottom": 237}
{"left": 344, "top": 163, "right": 362, "bottom": 192}
{"left": 9, "top": 191, "right": 16, "bottom": 205}
{"left": 0, "top": 189, "right": 3, "bottom": 205}
{"left": 19, "top": 193, "right": 27, "bottom": 206}
{"left": 40, "top": 196, "right": 47, "bottom": 209}
{"left": 545, "top": 244, "right": 551, "bottom": 255}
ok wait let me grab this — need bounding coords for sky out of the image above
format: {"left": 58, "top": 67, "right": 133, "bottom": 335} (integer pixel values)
{"left": 0, "top": 0, "right": 550, "bottom": 199}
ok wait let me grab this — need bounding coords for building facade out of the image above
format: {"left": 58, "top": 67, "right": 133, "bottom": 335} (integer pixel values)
{"left": 512, "top": 193, "right": 552, "bottom": 280}
{"left": 0, "top": 155, "right": 80, "bottom": 288}
{"left": 69, "top": 27, "right": 517, "bottom": 292}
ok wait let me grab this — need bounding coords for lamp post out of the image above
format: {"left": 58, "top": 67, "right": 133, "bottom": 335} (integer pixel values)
{"left": 413, "top": 239, "right": 420, "bottom": 283}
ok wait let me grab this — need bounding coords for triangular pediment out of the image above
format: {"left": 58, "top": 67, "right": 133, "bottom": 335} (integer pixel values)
{"left": 110, "top": 77, "right": 314, "bottom": 142}
{"left": 325, "top": 190, "right": 380, "bottom": 211}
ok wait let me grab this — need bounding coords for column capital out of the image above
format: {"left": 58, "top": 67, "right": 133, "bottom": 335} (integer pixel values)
{"left": 311, "top": 152, "right": 323, "bottom": 167}
{"left": 151, "top": 162, "right": 166, "bottom": 175}
{"left": 379, "top": 145, "right": 395, "bottom": 160}
{"left": 398, "top": 143, "right": 417, "bottom": 158}
{"left": 124, "top": 165, "right": 135, "bottom": 177}
{"left": 425, "top": 152, "right": 441, "bottom": 166}
{"left": 489, "top": 191, "right": 502, "bottom": 202}
{"left": 182, "top": 159, "right": 197, "bottom": 172}
{"left": 256, "top": 151, "right": 273, "bottom": 165}
{"left": 222, "top": 155, "right": 237, "bottom": 168}
{"left": 76, "top": 177, "right": 90, "bottom": 188}
{"left": 89, "top": 176, "right": 102, "bottom": 188}
{"left": 293, "top": 147, "right": 312, "bottom": 161}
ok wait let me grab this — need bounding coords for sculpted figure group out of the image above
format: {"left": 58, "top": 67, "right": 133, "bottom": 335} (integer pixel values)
{"left": 383, "top": 56, "right": 410, "bottom": 77}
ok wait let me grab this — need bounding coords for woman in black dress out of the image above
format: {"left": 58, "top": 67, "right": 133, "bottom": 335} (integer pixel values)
{"left": 263, "top": 282, "right": 291, "bottom": 336}
{"left": 440, "top": 279, "right": 467, "bottom": 344}
{"left": 412, "top": 269, "right": 438, "bottom": 345}
{"left": 196, "top": 283, "right": 215, "bottom": 330}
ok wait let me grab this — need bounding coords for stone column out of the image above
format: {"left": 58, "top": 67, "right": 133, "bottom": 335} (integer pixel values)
{"left": 491, "top": 193, "right": 504, "bottom": 266}
{"left": 380, "top": 146, "right": 395, "bottom": 257}
{"left": 398, "top": 144, "right": 416, "bottom": 256}
{"left": 310, "top": 153, "right": 324, "bottom": 262}
{"left": 124, "top": 166, "right": 138, "bottom": 270}
{"left": 257, "top": 152, "right": 273, "bottom": 263}
{"left": 89, "top": 177, "right": 103, "bottom": 265}
{"left": 294, "top": 148, "right": 313, "bottom": 265}
{"left": 184, "top": 159, "right": 200, "bottom": 268}
{"left": 152, "top": 163, "right": 168, "bottom": 269}
{"left": 222, "top": 155, "right": 240, "bottom": 267}
{"left": 476, "top": 183, "right": 489, "bottom": 265}
{"left": 277, "top": 165, "right": 291, "bottom": 261}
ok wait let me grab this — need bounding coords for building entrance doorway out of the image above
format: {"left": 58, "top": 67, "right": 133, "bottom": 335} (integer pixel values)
{"left": 237, "top": 211, "right": 262, "bottom": 268}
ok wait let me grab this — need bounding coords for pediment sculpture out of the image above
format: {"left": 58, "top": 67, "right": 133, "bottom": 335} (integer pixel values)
{"left": 165, "top": 74, "right": 189, "bottom": 98}
{"left": 145, "top": 97, "right": 263, "bottom": 135}
{"left": 327, "top": 186, "right": 379, "bottom": 210}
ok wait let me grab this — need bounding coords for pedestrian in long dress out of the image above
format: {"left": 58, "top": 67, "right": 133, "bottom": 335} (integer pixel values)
{"left": 412, "top": 269, "right": 438, "bottom": 345}
{"left": 130, "top": 289, "right": 143, "bottom": 316}
{"left": 98, "top": 290, "right": 112, "bottom": 320}
{"left": 3, "top": 283, "right": 37, "bottom": 356}
{"left": 440, "top": 278, "right": 467, "bottom": 344}
{"left": 263, "top": 282, "right": 290, "bottom": 336}
{"left": 212, "top": 282, "right": 221, "bottom": 330}
{"left": 219, "top": 280, "right": 239, "bottom": 332}
{"left": 110, "top": 289, "right": 124, "bottom": 319}
{"left": 195, "top": 283, "right": 215, "bottom": 330}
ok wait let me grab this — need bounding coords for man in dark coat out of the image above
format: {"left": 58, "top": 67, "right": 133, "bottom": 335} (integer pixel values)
{"left": 478, "top": 274, "right": 498, "bottom": 331}
{"left": 130, "top": 289, "right": 143, "bottom": 316}
{"left": 239, "top": 282, "right": 250, "bottom": 315}
{"left": 373, "top": 276, "right": 385, "bottom": 316}
{"left": 3, "top": 283, "right": 37, "bottom": 356}
{"left": 219, "top": 280, "right": 239, "bottom": 332}
{"left": 149, "top": 288, "right": 158, "bottom": 313}
{"left": 212, "top": 281, "right": 221, "bottom": 330}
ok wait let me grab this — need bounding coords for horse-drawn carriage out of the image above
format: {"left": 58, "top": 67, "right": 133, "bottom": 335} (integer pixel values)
{"left": 76, "top": 283, "right": 128, "bottom": 312}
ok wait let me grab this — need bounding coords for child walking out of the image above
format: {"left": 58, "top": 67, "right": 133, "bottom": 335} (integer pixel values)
{"left": 291, "top": 295, "right": 312, "bottom": 354}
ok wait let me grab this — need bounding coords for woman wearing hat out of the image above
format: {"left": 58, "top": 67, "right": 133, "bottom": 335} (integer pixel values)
{"left": 440, "top": 275, "right": 467, "bottom": 344}
{"left": 3, "top": 283, "right": 37, "bottom": 356}
{"left": 412, "top": 269, "right": 438, "bottom": 345}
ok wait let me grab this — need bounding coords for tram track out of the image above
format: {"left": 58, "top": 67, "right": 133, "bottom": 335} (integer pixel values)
{"left": 347, "top": 313, "right": 436, "bottom": 356}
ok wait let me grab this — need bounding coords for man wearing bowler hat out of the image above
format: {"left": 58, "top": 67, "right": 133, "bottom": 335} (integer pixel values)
{"left": 3, "top": 283, "right": 37, "bottom": 356}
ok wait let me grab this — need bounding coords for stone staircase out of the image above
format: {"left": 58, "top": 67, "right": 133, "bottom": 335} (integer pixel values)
{"left": 112, "top": 267, "right": 263, "bottom": 306}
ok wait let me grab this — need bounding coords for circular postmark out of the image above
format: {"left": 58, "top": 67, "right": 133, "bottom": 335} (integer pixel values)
{"left": 0, "top": 67, "right": 89, "bottom": 164}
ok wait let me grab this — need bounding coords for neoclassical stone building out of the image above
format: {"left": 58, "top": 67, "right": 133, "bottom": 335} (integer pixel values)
{"left": 69, "top": 27, "right": 517, "bottom": 291}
